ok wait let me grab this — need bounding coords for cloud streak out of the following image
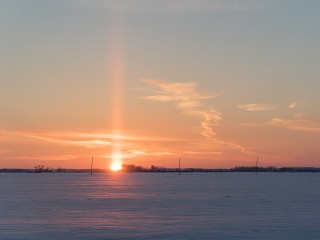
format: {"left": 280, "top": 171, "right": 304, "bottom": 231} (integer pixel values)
{"left": 293, "top": 113, "right": 306, "bottom": 117}
{"left": 127, "top": 149, "right": 174, "bottom": 156}
{"left": 243, "top": 118, "right": 320, "bottom": 133}
{"left": 289, "top": 102, "right": 297, "bottom": 109}
{"left": 7, "top": 155, "right": 78, "bottom": 161}
{"left": 267, "top": 118, "right": 320, "bottom": 133}
{"left": 142, "top": 79, "right": 251, "bottom": 155}
{"left": 238, "top": 103, "right": 278, "bottom": 111}
{"left": 0, "top": 129, "right": 189, "bottom": 163}
{"left": 1, "top": 129, "right": 183, "bottom": 147}
{"left": 25, "top": 133, "right": 111, "bottom": 149}
{"left": 143, "top": 79, "right": 221, "bottom": 141}
{"left": 289, "top": 99, "right": 307, "bottom": 109}
{"left": 0, "top": 130, "right": 111, "bottom": 149}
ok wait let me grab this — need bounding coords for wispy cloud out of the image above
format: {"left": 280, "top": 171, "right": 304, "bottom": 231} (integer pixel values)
{"left": 293, "top": 113, "right": 306, "bottom": 117}
{"left": 26, "top": 133, "right": 111, "bottom": 149}
{"left": 127, "top": 149, "right": 174, "bottom": 156}
{"left": 25, "top": 131, "right": 182, "bottom": 142}
{"left": 288, "top": 100, "right": 307, "bottom": 109}
{"left": 289, "top": 102, "right": 297, "bottom": 109}
{"left": 143, "top": 79, "right": 221, "bottom": 141}
{"left": 0, "top": 130, "right": 184, "bottom": 148}
{"left": 267, "top": 118, "right": 320, "bottom": 133}
{"left": 143, "top": 79, "right": 250, "bottom": 155}
{"left": 238, "top": 103, "right": 278, "bottom": 111}
{"left": 7, "top": 155, "right": 78, "bottom": 161}
{"left": 183, "top": 151, "right": 223, "bottom": 155}
{"left": 0, "top": 129, "right": 188, "bottom": 162}
{"left": 288, "top": 100, "right": 309, "bottom": 118}
{"left": 0, "top": 130, "right": 111, "bottom": 149}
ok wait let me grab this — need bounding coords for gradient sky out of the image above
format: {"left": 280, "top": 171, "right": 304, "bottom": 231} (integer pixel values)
{"left": 1, "top": 0, "right": 320, "bottom": 169}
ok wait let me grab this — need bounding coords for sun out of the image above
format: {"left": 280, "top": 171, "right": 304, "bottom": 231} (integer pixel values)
{"left": 111, "top": 163, "right": 122, "bottom": 171}
{"left": 110, "top": 150, "right": 123, "bottom": 171}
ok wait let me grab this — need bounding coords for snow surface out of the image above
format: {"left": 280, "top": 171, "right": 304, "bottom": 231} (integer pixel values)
{"left": 0, "top": 172, "right": 319, "bottom": 239}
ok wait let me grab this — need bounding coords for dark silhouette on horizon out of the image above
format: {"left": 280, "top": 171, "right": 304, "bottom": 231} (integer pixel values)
{"left": 1, "top": 164, "right": 319, "bottom": 173}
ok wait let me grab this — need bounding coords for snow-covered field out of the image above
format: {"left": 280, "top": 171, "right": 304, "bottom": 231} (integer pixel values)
{"left": 0, "top": 172, "right": 319, "bottom": 239}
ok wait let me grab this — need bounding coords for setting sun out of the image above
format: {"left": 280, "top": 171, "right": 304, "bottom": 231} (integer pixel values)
{"left": 111, "top": 163, "right": 122, "bottom": 171}
{"left": 1, "top": 1, "right": 320, "bottom": 239}
{"left": 2, "top": 0, "right": 320, "bottom": 169}
{"left": 110, "top": 151, "right": 123, "bottom": 171}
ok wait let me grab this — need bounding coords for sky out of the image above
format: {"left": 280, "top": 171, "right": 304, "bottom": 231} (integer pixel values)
{"left": 1, "top": 0, "right": 320, "bottom": 169}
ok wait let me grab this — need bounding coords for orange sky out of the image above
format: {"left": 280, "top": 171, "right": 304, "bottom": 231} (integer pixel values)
{"left": 1, "top": 1, "right": 320, "bottom": 169}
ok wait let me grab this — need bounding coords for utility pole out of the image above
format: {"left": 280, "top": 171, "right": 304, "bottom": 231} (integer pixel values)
{"left": 179, "top": 157, "right": 181, "bottom": 175}
{"left": 91, "top": 157, "right": 93, "bottom": 175}
{"left": 256, "top": 157, "right": 259, "bottom": 175}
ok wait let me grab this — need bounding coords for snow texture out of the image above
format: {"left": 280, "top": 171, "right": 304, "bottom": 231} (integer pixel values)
{"left": 0, "top": 172, "right": 319, "bottom": 239}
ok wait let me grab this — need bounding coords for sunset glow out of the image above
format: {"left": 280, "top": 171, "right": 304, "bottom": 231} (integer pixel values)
{"left": 1, "top": 1, "right": 320, "bottom": 169}
{"left": 110, "top": 163, "right": 122, "bottom": 171}
{"left": 2, "top": 2, "right": 320, "bottom": 239}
